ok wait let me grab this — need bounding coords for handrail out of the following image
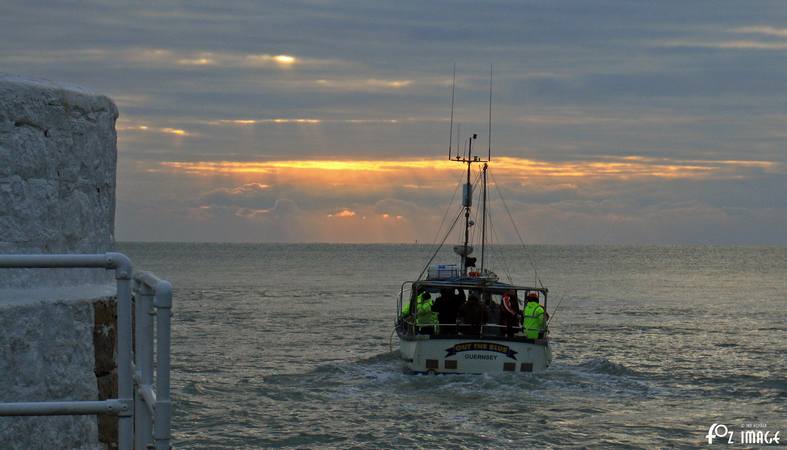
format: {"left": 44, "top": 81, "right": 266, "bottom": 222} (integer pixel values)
{"left": 132, "top": 270, "right": 172, "bottom": 450}
{"left": 0, "top": 400, "right": 127, "bottom": 416}
{"left": 398, "top": 319, "right": 547, "bottom": 335}
{"left": 410, "top": 280, "right": 549, "bottom": 293}
{"left": 0, "top": 253, "right": 172, "bottom": 450}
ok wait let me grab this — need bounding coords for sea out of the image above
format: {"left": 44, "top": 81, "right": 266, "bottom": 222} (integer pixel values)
{"left": 117, "top": 243, "right": 786, "bottom": 449}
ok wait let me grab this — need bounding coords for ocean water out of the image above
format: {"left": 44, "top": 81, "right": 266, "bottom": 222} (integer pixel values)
{"left": 117, "top": 243, "right": 786, "bottom": 449}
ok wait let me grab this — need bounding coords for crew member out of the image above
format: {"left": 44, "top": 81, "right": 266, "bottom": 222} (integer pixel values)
{"left": 484, "top": 295, "right": 501, "bottom": 336}
{"left": 523, "top": 291, "right": 546, "bottom": 339}
{"left": 414, "top": 289, "right": 438, "bottom": 335}
{"left": 459, "top": 293, "right": 484, "bottom": 335}
{"left": 500, "top": 291, "right": 521, "bottom": 337}
{"left": 434, "top": 288, "right": 459, "bottom": 335}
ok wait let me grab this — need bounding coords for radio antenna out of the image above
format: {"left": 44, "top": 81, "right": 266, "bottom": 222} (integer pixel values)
{"left": 487, "top": 64, "right": 493, "bottom": 161}
{"left": 456, "top": 123, "right": 461, "bottom": 159}
{"left": 448, "top": 63, "right": 456, "bottom": 160}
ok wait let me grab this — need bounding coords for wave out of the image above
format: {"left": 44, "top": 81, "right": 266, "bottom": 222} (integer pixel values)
{"left": 575, "top": 357, "right": 642, "bottom": 377}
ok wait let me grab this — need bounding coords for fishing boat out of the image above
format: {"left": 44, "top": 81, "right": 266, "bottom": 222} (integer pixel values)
{"left": 395, "top": 68, "right": 552, "bottom": 374}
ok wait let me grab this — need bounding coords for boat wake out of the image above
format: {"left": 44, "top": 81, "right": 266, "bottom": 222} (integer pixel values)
{"left": 261, "top": 352, "right": 663, "bottom": 405}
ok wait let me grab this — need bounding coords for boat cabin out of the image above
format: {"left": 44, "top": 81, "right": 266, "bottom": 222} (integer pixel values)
{"left": 397, "top": 278, "right": 549, "bottom": 342}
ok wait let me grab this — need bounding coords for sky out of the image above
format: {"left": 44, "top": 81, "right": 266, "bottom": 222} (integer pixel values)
{"left": 2, "top": 0, "right": 786, "bottom": 244}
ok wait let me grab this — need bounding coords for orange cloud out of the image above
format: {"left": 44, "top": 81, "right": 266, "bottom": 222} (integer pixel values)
{"left": 117, "top": 122, "right": 190, "bottom": 136}
{"left": 328, "top": 209, "right": 357, "bottom": 218}
{"left": 214, "top": 118, "right": 322, "bottom": 125}
{"left": 159, "top": 156, "right": 779, "bottom": 184}
{"left": 315, "top": 78, "right": 413, "bottom": 90}
{"left": 159, "top": 127, "right": 188, "bottom": 136}
{"left": 154, "top": 156, "right": 781, "bottom": 211}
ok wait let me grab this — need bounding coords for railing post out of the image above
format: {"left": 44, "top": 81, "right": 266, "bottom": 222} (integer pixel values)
{"left": 134, "top": 280, "right": 155, "bottom": 450}
{"left": 109, "top": 253, "right": 134, "bottom": 450}
{"left": 153, "top": 280, "right": 173, "bottom": 450}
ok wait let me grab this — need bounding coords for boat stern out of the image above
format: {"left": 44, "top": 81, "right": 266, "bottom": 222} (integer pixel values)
{"left": 399, "top": 336, "right": 551, "bottom": 374}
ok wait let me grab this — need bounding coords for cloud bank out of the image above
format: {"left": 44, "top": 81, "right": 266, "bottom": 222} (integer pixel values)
{"left": 3, "top": 0, "right": 786, "bottom": 244}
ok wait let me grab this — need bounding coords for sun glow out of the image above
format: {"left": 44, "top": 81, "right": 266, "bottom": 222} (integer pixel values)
{"left": 273, "top": 54, "right": 296, "bottom": 65}
{"left": 117, "top": 123, "right": 189, "bottom": 136}
{"left": 216, "top": 118, "right": 321, "bottom": 125}
{"left": 159, "top": 127, "right": 188, "bottom": 136}
{"left": 328, "top": 209, "right": 357, "bottom": 218}
{"left": 148, "top": 154, "right": 783, "bottom": 244}
{"left": 152, "top": 156, "right": 783, "bottom": 207}
{"left": 159, "top": 156, "right": 778, "bottom": 180}
{"left": 160, "top": 159, "right": 457, "bottom": 174}
{"left": 177, "top": 57, "right": 216, "bottom": 66}
{"left": 315, "top": 78, "right": 413, "bottom": 90}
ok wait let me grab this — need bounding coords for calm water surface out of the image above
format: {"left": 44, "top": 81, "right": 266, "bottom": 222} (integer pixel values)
{"left": 118, "top": 243, "right": 786, "bottom": 449}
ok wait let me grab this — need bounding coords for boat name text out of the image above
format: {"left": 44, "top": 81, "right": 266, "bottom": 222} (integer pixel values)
{"left": 445, "top": 342, "right": 518, "bottom": 360}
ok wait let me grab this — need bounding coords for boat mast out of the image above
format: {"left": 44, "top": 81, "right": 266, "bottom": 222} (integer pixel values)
{"left": 480, "top": 162, "right": 487, "bottom": 273}
{"left": 462, "top": 135, "right": 476, "bottom": 274}
{"left": 447, "top": 66, "right": 493, "bottom": 276}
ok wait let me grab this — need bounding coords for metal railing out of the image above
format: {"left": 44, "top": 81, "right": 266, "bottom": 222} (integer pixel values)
{"left": 398, "top": 319, "right": 547, "bottom": 339}
{"left": 0, "top": 253, "right": 172, "bottom": 450}
{"left": 132, "top": 270, "right": 173, "bottom": 450}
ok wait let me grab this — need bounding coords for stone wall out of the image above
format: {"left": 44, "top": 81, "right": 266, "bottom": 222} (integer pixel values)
{"left": 0, "top": 292, "right": 113, "bottom": 450}
{"left": 0, "top": 76, "right": 119, "bottom": 450}
{"left": 0, "top": 74, "right": 117, "bottom": 288}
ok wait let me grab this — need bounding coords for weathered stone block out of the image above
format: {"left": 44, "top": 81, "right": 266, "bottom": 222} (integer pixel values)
{"left": 0, "top": 75, "right": 118, "bottom": 287}
{"left": 0, "top": 297, "right": 100, "bottom": 450}
{"left": 0, "top": 76, "right": 119, "bottom": 450}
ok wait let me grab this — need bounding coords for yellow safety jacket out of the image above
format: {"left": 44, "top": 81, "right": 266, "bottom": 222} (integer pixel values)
{"left": 416, "top": 295, "right": 438, "bottom": 326}
{"left": 523, "top": 301, "right": 545, "bottom": 339}
{"left": 402, "top": 299, "right": 412, "bottom": 316}
{"left": 403, "top": 293, "right": 438, "bottom": 334}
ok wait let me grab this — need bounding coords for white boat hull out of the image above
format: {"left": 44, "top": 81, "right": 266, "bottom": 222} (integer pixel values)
{"left": 398, "top": 336, "right": 551, "bottom": 374}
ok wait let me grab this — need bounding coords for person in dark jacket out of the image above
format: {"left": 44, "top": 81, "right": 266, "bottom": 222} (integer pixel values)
{"left": 500, "top": 290, "right": 522, "bottom": 337}
{"left": 433, "top": 288, "right": 459, "bottom": 335}
{"left": 459, "top": 292, "right": 485, "bottom": 335}
{"left": 484, "top": 296, "right": 501, "bottom": 336}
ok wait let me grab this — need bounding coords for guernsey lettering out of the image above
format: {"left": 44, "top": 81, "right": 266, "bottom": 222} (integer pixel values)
{"left": 464, "top": 353, "right": 497, "bottom": 360}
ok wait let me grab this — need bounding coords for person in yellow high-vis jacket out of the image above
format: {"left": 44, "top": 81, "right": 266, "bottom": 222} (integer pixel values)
{"left": 523, "top": 291, "right": 546, "bottom": 339}
{"left": 403, "top": 289, "right": 438, "bottom": 334}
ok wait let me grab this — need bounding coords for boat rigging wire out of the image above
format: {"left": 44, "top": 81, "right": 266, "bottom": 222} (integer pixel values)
{"left": 416, "top": 167, "right": 482, "bottom": 281}
{"left": 547, "top": 294, "right": 565, "bottom": 325}
{"left": 468, "top": 165, "right": 484, "bottom": 247}
{"left": 415, "top": 207, "right": 465, "bottom": 281}
{"left": 489, "top": 170, "right": 542, "bottom": 287}
{"left": 429, "top": 169, "right": 466, "bottom": 247}
{"left": 485, "top": 182, "right": 515, "bottom": 285}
